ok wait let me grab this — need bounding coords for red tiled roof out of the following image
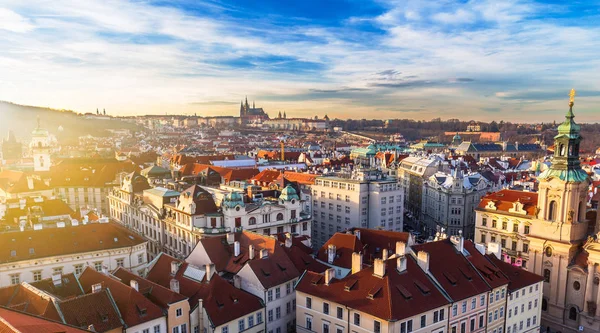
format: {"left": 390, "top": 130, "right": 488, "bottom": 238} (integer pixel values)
{"left": 0, "top": 222, "right": 146, "bottom": 264}
{"left": 58, "top": 289, "right": 123, "bottom": 332}
{"left": 296, "top": 256, "right": 450, "bottom": 321}
{"left": 0, "top": 284, "right": 61, "bottom": 321}
{"left": 477, "top": 189, "right": 538, "bottom": 216}
{"left": 29, "top": 273, "right": 83, "bottom": 300}
{"left": 251, "top": 170, "right": 282, "bottom": 184}
{"left": 412, "top": 239, "right": 491, "bottom": 301}
{"left": 282, "top": 172, "right": 317, "bottom": 185}
{"left": 463, "top": 241, "right": 509, "bottom": 289}
{"left": 78, "top": 268, "right": 164, "bottom": 328}
{"left": 112, "top": 267, "right": 187, "bottom": 310}
{"left": 146, "top": 253, "right": 264, "bottom": 327}
{"left": 0, "top": 307, "right": 90, "bottom": 333}
{"left": 486, "top": 254, "right": 543, "bottom": 291}
{"left": 316, "top": 233, "right": 363, "bottom": 269}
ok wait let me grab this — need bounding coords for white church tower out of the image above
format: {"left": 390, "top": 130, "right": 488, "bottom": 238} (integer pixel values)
{"left": 30, "top": 117, "right": 52, "bottom": 172}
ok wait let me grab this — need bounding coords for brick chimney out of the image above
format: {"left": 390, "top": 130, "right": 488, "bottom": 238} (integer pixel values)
{"left": 234, "top": 241, "right": 240, "bottom": 257}
{"left": 352, "top": 252, "right": 362, "bottom": 274}
{"left": 396, "top": 241, "right": 406, "bottom": 256}
{"left": 382, "top": 249, "right": 388, "bottom": 261}
{"left": 373, "top": 258, "right": 386, "bottom": 278}
{"left": 227, "top": 233, "right": 235, "bottom": 245}
{"left": 284, "top": 233, "right": 292, "bottom": 248}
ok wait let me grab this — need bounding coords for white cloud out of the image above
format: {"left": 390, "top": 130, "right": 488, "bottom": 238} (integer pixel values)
{"left": 432, "top": 9, "right": 476, "bottom": 25}
{"left": 0, "top": 8, "right": 34, "bottom": 33}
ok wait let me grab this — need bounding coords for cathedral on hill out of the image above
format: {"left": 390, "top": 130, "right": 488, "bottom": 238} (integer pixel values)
{"left": 239, "top": 97, "right": 269, "bottom": 124}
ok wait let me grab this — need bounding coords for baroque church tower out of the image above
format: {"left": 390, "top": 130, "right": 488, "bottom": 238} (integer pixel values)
{"left": 528, "top": 90, "right": 600, "bottom": 332}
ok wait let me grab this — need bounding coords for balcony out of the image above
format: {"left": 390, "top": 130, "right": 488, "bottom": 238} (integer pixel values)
{"left": 193, "top": 226, "right": 231, "bottom": 235}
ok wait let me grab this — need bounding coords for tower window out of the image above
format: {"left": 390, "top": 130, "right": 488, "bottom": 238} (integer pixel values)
{"left": 548, "top": 201, "right": 557, "bottom": 221}
{"left": 569, "top": 307, "right": 577, "bottom": 321}
{"left": 543, "top": 269, "right": 551, "bottom": 283}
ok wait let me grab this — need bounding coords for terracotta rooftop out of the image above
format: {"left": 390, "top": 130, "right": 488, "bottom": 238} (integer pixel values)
{"left": 112, "top": 267, "right": 187, "bottom": 310}
{"left": 0, "top": 307, "right": 90, "bottom": 333}
{"left": 0, "top": 284, "right": 61, "bottom": 321}
{"left": 486, "top": 254, "right": 544, "bottom": 291}
{"left": 412, "top": 239, "right": 491, "bottom": 301}
{"left": 0, "top": 222, "right": 146, "bottom": 264}
{"left": 78, "top": 267, "right": 164, "bottom": 328}
{"left": 477, "top": 189, "right": 539, "bottom": 217}
{"left": 296, "top": 256, "right": 450, "bottom": 321}
{"left": 463, "top": 241, "right": 510, "bottom": 289}
{"left": 146, "top": 253, "right": 264, "bottom": 327}
{"left": 29, "top": 273, "right": 83, "bottom": 300}
{"left": 58, "top": 289, "right": 124, "bottom": 332}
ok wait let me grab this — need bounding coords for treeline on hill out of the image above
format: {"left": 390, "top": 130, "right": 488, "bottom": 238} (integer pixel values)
{"left": 0, "top": 101, "right": 143, "bottom": 144}
{"left": 331, "top": 118, "right": 600, "bottom": 153}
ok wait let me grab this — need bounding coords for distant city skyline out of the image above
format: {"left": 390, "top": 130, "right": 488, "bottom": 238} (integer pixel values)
{"left": 1, "top": 0, "right": 599, "bottom": 122}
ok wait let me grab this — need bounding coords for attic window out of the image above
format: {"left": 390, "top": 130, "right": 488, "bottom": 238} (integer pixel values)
{"left": 216, "top": 299, "right": 224, "bottom": 308}
{"left": 367, "top": 286, "right": 382, "bottom": 299}
{"left": 459, "top": 268, "right": 473, "bottom": 281}
{"left": 261, "top": 268, "right": 271, "bottom": 277}
{"left": 136, "top": 305, "right": 147, "bottom": 317}
{"left": 276, "top": 263, "right": 287, "bottom": 271}
{"left": 344, "top": 280, "right": 357, "bottom": 291}
{"left": 443, "top": 272, "right": 458, "bottom": 285}
{"left": 414, "top": 280, "right": 430, "bottom": 294}
{"left": 230, "top": 295, "right": 239, "bottom": 303}
{"left": 396, "top": 285, "right": 412, "bottom": 300}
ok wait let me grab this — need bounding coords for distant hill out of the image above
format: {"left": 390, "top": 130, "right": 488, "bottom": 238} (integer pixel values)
{"left": 0, "top": 101, "right": 142, "bottom": 144}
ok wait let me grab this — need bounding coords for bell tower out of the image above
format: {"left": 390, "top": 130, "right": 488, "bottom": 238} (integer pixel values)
{"left": 528, "top": 90, "right": 591, "bottom": 330}
{"left": 30, "top": 116, "right": 52, "bottom": 172}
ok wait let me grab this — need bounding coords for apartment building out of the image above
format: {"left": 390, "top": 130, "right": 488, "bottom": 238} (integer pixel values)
{"left": 412, "top": 238, "right": 491, "bottom": 333}
{"left": 146, "top": 253, "right": 266, "bottom": 333}
{"left": 422, "top": 169, "right": 498, "bottom": 238}
{"left": 296, "top": 253, "right": 451, "bottom": 333}
{"left": 311, "top": 169, "right": 403, "bottom": 248}
{"left": 187, "top": 231, "right": 326, "bottom": 333}
{"left": 488, "top": 255, "right": 544, "bottom": 333}
{"left": 474, "top": 189, "right": 538, "bottom": 268}
{"left": 0, "top": 222, "right": 147, "bottom": 287}
{"left": 397, "top": 156, "right": 442, "bottom": 223}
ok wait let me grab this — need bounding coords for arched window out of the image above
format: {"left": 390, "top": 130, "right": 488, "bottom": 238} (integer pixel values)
{"left": 543, "top": 269, "right": 551, "bottom": 283}
{"left": 548, "top": 200, "right": 557, "bottom": 221}
{"left": 276, "top": 213, "right": 284, "bottom": 221}
{"left": 542, "top": 298, "right": 548, "bottom": 311}
{"left": 248, "top": 217, "right": 256, "bottom": 225}
{"left": 579, "top": 201, "right": 586, "bottom": 222}
{"left": 569, "top": 307, "right": 578, "bottom": 321}
{"left": 560, "top": 144, "right": 566, "bottom": 156}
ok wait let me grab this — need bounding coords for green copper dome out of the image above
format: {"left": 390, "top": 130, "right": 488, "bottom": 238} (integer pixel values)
{"left": 223, "top": 191, "right": 244, "bottom": 208}
{"left": 279, "top": 184, "right": 299, "bottom": 202}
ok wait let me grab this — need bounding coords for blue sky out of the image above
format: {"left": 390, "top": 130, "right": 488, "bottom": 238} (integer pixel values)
{"left": 0, "top": 0, "right": 599, "bottom": 121}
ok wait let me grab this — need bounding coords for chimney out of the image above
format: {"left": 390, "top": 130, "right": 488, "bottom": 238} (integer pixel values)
{"left": 327, "top": 244, "right": 336, "bottom": 264}
{"left": 475, "top": 243, "right": 486, "bottom": 255}
{"left": 260, "top": 248, "right": 269, "bottom": 259}
{"left": 205, "top": 263, "right": 215, "bottom": 282}
{"left": 417, "top": 251, "right": 430, "bottom": 273}
{"left": 233, "top": 275, "right": 242, "bottom": 289}
{"left": 382, "top": 249, "right": 388, "bottom": 261}
{"left": 170, "top": 261, "right": 179, "bottom": 275}
{"left": 373, "top": 258, "right": 386, "bottom": 278}
{"left": 454, "top": 230, "right": 464, "bottom": 253}
{"left": 354, "top": 229, "right": 361, "bottom": 240}
{"left": 396, "top": 255, "right": 407, "bottom": 273}
{"left": 234, "top": 241, "right": 240, "bottom": 257}
{"left": 249, "top": 245, "right": 255, "bottom": 260}
{"left": 226, "top": 233, "right": 235, "bottom": 245}
{"left": 130, "top": 280, "right": 139, "bottom": 292}
{"left": 325, "top": 268, "right": 336, "bottom": 286}
{"left": 27, "top": 176, "right": 34, "bottom": 190}
{"left": 351, "top": 252, "right": 363, "bottom": 274}
{"left": 170, "top": 279, "right": 180, "bottom": 293}
{"left": 284, "top": 233, "right": 292, "bottom": 248}
{"left": 395, "top": 241, "right": 406, "bottom": 256}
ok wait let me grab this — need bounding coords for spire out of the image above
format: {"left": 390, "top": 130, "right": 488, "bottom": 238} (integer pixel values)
{"left": 283, "top": 111, "right": 287, "bottom": 119}
{"left": 278, "top": 111, "right": 282, "bottom": 119}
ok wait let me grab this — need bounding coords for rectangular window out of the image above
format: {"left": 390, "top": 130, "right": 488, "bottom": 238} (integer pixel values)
{"left": 482, "top": 218, "right": 487, "bottom": 226}
{"left": 420, "top": 315, "right": 426, "bottom": 328}
{"left": 10, "top": 274, "right": 20, "bottom": 285}
{"left": 470, "top": 318, "right": 475, "bottom": 331}
{"left": 337, "top": 307, "right": 343, "bottom": 319}
{"left": 306, "top": 297, "right": 311, "bottom": 309}
{"left": 354, "top": 313, "right": 360, "bottom": 326}
{"left": 176, "top": 308, "right": 182, "bottom": 317}
{"left": 33, "top": 271, "right": 42, "bottom": 282}
{"left": 452, "top": 304, "right": 457, "bottom": 316}
{"left": 267, "top": 290, "right": 273, "bottom": 302}
{"left": 323, "top": 323, "right": 329, "bottom": 333}
{"left": 440, "top": 308, "right": 444, "bottom": 320}
{"left": 480, "top": 295, "right": 485, "bottom": 306}
{"left": 248, "top": 315, "right": 254, "bottom": 327}
{"left": 374, "top": 321, "right": 381, "bottom": 333}
{"left": 257, "top": 312, "right": 263, "bottom": 324}
{"left": 323, "top": 303, "right": 329, "bottom": 315}
{"left": 275, "top": 307, "right": 281, "bottom": 319}
{"left": 238, "top": 320, "right": 245, "bottom": 332}
{"left": 407, "top": 320, "right": 413, "bottom": 333}
{"left": 306, "top": 317, "right": 312, "bottom": 330}
{"left": 268, "top": 310, "right": 273, "bottom": 322}
{"left": 471, "top": 297, "right": 476, "bottom": 310}
{"left": 462, "top": 301, "right": 467, "bottom": 313}
{"left": 401, "top": 322, "right": 406, "bottom": 333}
{"left": 275, "top": 287, "right": 281, "bottom": 299}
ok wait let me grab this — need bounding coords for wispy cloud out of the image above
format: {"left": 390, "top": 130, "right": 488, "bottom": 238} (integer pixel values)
{"left": 0, "top": 0, "right": 598, "bottom": 122}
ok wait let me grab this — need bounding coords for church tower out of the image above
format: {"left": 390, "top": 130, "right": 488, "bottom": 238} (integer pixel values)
{"left": 528, "top": 90, "right": 594, "bottom": 331}
{"left": 30, "top": 117, "right": 52, "bottom": 172}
